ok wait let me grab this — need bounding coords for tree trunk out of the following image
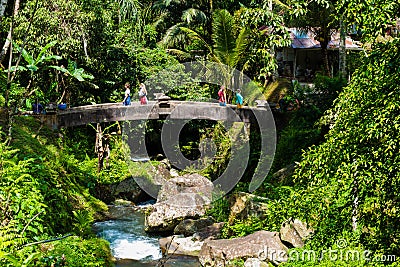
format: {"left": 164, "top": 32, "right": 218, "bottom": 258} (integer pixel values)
{"left": 352, "top": 176, "right": 358, "bottom": 231}
{"left": 0, "top": 0, "right": 8, "bottom": 18}
{"left": 0, "top": 0, "right": 20, "bottom": 64}
{"left": 319, "top": 27, "right": 331, "bottom": 77}
{"left": 339, "top": 18, "right": 347, "bottom": 79}
{"left": 205, "top": 0, "right": 213, "bottom": 46}
{"left": 95, "top": 123, "right": 104, "bottom": 173}
{"left": 0, "top": 0, "right": 18, "bottom": 60}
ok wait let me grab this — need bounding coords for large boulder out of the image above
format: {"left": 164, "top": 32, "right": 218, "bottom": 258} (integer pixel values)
{"left": 198, "top": 230, "right": 288, "bottom": 266}
{"left": 157, "top": 173, "right": 213, "bottom": 203}
{"left": 94, "top": 177, "right": 145, "bottom": 204}
{"left": 145, "top": 193, "right": 209, "bottom": 232}
{"left": 192, "top": 222, "right": 225, "bottom": 241}
{"left": 228, "top": 192, "right": 269, "bottom": 224}
{"left": 159, "top": 235, "right": 204, "bottom": 257}
{"left": 280, "top": 218, "right": 313, "bottom": 248}
{"left": 145, "top": 173, "right": 214, "bottom": 233}
{"left": 160, "top": 221, "right": 225, "bottom": 257}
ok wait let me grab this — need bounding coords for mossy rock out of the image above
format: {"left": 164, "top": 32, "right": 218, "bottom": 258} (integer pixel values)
{"left": 264, "top": 78, "right": 293, "bottom": 103}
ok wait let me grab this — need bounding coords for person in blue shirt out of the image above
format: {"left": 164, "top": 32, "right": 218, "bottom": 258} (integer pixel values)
{"left": 32, "top": 100, "right": 44, "bottom": 114}
{"left": 122, "top": 82, "right": 131, "bottom": 106}
{"left": 236, "top": 89, "right": 243, "bottom": 108}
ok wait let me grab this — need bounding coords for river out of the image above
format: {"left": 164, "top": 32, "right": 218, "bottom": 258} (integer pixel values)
{"left": 92, "top": 204, "right": 200, "bottom": 267}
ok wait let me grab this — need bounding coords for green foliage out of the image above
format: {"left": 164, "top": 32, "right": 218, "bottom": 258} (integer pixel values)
{"left": 221, "top": 216, "right": 268, "bottom": 239}
{"left": 235, "top": 6, "right": 291, "bottom": 82}
{"left": 200, "top": 122, "right": 232, "bottom": 180}
{"left": 226, "top": 258, "right": 245, "bottom": 267}
{"left": 0, "top": 142, "right": 46, "bottom": 251}
{"left": 336, "top": 0, "right": 400, "bottom": 42}
{"left": 206, "top": 196, "right": 230, "bottom": 223}
{"left": 40, "top": 236, "right": 113, "bottom": 267}
{"left": 272, "top": 111, "right": 323, "bottom": 172}
{"left": 1, "top": 250, "right": 40, "bottom": 267}
{"left": 0, "top": 117, "right": 110, "bottom": 265}
{"left": 72, "top": 210, "right": 94, "bottom": 237}
{"left": 291, "top": 38, "right": 400, "bottom": 254}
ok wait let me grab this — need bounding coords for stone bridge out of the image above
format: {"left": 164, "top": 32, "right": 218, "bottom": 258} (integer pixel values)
{"left": 40, "top": 100, "right": 275, "bottom": 129}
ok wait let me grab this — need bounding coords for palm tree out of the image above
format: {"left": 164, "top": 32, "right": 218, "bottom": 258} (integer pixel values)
{"left": 158, "top": 0, "right": 213, "bottom": 50}
{"left": 179, "top": 9, "right": 250, "bottom": 90}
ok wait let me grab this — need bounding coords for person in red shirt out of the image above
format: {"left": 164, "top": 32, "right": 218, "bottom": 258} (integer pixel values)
{"left": 218, "top": 85, "right": 226, "bottom": 106}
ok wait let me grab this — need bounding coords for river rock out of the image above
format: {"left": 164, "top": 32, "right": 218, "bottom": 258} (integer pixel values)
{"left": 157, "top": 160, "right": 171, "bottom": 180}
{"left": 228, "top": 192, "right": 269, "bottom": 225}
{"left": 174, "top": 217, "right": 214, "bottom": 237}
{"left": 192, "top": 222, "right": 225, "bottom": 241}
{"left": 157, "top": 174, "right": 213, "bottom": 203}
{"left": 159, "top": 235, "right": 204, "bottom": 257}
{"left": 145, "top": 193, "right": 210, "bottom": 232}
{"left": 145, "top": 173, "right": 213, "bottom": 233}
{"left": 272, "top": 163, "right": 296, "bottom": 183}
{"left": 198, "top": 230, "right": 288, "bottom": 266}
{"left": 244, "top": 258, "right": 269, "bottom": 267}
{"left": 280, "top": 218, "right": 313, "bottom": 248}
{"left": 94, "top": 177, "right": 144, "bottom": 204}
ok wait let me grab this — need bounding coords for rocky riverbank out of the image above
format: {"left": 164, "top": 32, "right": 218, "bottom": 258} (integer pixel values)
{"left": 94, "top": 159, "right": 313, "bottom": 266}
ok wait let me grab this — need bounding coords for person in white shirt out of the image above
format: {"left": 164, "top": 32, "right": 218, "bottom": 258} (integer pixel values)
{"left": 122, "top": 82, "right": 131, "bottom": 106}
{"left": 138, "top": 83, "right": 148, "bottom": 105}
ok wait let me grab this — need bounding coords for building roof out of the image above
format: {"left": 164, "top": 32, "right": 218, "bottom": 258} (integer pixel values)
{"left": 289, "top": 28, "right": 362, "bottom": 50}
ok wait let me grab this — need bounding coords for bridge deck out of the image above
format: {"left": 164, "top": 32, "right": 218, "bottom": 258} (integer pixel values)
{"left": 55, "top": 100, "right": 272, "bottom": 128}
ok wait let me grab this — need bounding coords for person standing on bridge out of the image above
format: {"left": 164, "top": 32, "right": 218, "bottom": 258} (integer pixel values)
{"left": 122, "top": 82, "right": 131, "bottom": 106}
{"left": 138, "top": 83, "right": 148, "bottom": 105}
{"left": 235, "top": 89, "right": 243, "bottom": 108}
{"left": 218, "top": 85, "right": 226, "bottom": 106}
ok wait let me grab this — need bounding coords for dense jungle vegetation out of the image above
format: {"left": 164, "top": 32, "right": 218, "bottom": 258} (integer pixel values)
{"left": 1, "top": 0, "right": 399, "bottom": 266}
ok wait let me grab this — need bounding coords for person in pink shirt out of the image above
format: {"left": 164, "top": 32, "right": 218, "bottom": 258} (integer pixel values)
{"left": 218, "top": 85, "right": 226, "bottom": 106}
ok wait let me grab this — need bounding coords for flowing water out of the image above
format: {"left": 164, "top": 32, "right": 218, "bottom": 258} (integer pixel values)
{"left": 93, "top": 204, "right": 200, "bottom": 267}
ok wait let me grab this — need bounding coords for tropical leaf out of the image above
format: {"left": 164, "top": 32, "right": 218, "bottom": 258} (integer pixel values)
{"left": 118, "top": 0, "right": 141, "bottom": 22}
{"left": 212, "top": 9, "right": 236, "bottom": 67}
{"left": 181, "top": 8, "right": 207, "bottom": 24}
{"left": 180, "top": 27, "right": 211, "bottom": 51}
{"left": 26, "top": 65, "right": 38, "bottom": 72}
{"left": 12, "top": 42, "right": 34, "bottom": 65}
{"left": 4, "top": 66, "right": 27, "bottom": 72}
{"left": 36, "top": 40, "right": 58, "bottom": 63}
{"left": 49, "top": 65, "right": 68, "bottom": 73}
{"left": 51, "top": 60, "right": 93, "bottom": 81}
{"left": 232, "top": 28, "right": 251, "bottom": 68}
{"left": 162, "top": 23, "right": 189, "bottom": 48}
{"left": 41, "top": 55, "right": 62, "bottom": 62}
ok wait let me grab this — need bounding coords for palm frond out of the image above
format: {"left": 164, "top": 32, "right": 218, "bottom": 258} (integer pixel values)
{"left": 161, "top": 22, "right": 188, "bottom": 48}
{"left": 118, "top": 0, "right": 141, "bottom": 22}
{"left": 232, "top": 28, "right": 250, "bottom": 68}
{"left": 181, "top": 8, "right": 207, "bottom": 25}
{"left": 212, "top": 9, "right": 236, "bottom": 67}
{"left": 180, "top": 27, "right": 212, "bottom": 52}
